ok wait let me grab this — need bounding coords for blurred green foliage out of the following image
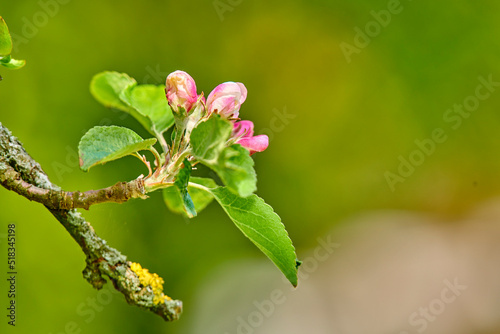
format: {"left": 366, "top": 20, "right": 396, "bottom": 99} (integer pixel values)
{"left": 1, "top": 0, "right": 500, "bottom": 332}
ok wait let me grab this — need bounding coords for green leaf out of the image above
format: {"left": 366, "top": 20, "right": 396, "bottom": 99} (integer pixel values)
{"left": 163, "top": 177, "right": 217, "bottom": 217}
{"left": 173, "top": 159, "right": 196, "bottom": 218}
{"left": 90, "top": 72, "right": 175, "bottom": 137}
{"left": 90, "top": 71, "right": 137, "bottom": 112}
{"left": 188, "top": 177, "right": 218, "bottom": 211}
{"left": 0, "top": 17, "right": 26, "bottom": 72}
{"left": 119, "top": 84, "right": 174, "bottom": 135}
{"left": 0, "top": 55, "right": 25, "bottom": 69}
{"left": 190, "top": 117, "right": 256, "bottom": 197}
{"left": 190, "top": 116, "right": 233, "bottom": 162}
{"left": 211, "top": 144, "right": 257, "bottom": 197}
{"left": 78, "top": 125, "right": 156, "bottom": 171}
{"left": 204, "top": 186, "right": 298, "bottom": 287}
{"left": 0, "top": 17, "right": 12, "bottom": 57}
{"left": 168, "top": 181, "right": 299, "bottom": 285}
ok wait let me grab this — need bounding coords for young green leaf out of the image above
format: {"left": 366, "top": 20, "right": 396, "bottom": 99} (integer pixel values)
{"left": 90, "top": 71, "right": 137, "bottom": 112}
{"left": 78, "top": 125, "right": 156, "bottom": 171}
{"left": 187, "top": 177, "right": 218, "bottom": 211}
{"left": 213, "top": 187, "right": 298, "bottom": 286}
{"left": 188, "top": 184, "right": 299, "bottom": 287}
{"left": 119, "top": 84, "right": 175, "bottom": 135}
{"left": 0, "top": 17, "right": 13, "bottom": 57}
{"left": 172, "top": 159, "right": 196, "bottom": 218}
{"left": 0, "top": 18, "right": 25, "bottom": 71}
{"left": 163, "top": 177, "right": 217, "bottom": 217}
{"left": 190, "top": 116, "right": 232, "bottom": 162}
{"left": 190, "top": 117, "right": 256, "bottom": 196}
{"left": 210, "top": 144, "right": 257, "bottom": 197}
{"left": 0, "top": 56, "right": 25, "bottom": 69}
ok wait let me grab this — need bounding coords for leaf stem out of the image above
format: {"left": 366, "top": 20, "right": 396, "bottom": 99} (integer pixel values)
{"left": 187, "top": 181, "right": 211, "bottom": 192}
{"left": 148, "top": 146, "right": 162, "bottom": 177}
{"left": 170, "top": 126, "right": 184, "bottom": 158}
{"left": 144, "top": 180, "right": 175, "bottom": 192}
{"left": 156, "top": 132, "right": 170, "bottom": 155}
{"left": 133, "top": 153, "right": 152, "bottom": 177}
{"left": 167, "top": 149, "right": 192, "bottom": 176}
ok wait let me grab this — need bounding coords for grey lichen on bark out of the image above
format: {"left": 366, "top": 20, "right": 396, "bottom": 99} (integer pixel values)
{"left": 0, "top": 122, "right": 182, "bottom": 321}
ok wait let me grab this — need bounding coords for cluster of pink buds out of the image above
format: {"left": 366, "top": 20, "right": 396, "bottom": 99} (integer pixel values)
{"left": 165, "top": 71, "right": 269, "bottom": 155}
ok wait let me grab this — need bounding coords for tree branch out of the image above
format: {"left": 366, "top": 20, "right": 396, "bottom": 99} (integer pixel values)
{"left": 0, "top": 122, "right": 182, "bottom": 321}
{"left": 0, "top": 164, "right": 147, "bottom": 210}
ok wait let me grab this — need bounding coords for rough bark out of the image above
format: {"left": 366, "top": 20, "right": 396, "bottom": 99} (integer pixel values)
{"left": 0, "top": 122, "right": 182, "bottom": 321}
{"left": 0, "top": 163, "right": 148, "bottom": 209}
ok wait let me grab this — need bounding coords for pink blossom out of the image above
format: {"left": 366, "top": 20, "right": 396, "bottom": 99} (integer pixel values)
{"left": 232, "top": 120, "right": 254, "bottom": 138}
{"left": 165, "top": 70, "right": 198, "bottom": 113}
{"left": 206, "top": 82, "right": 247, "bottom": 119}
{"left": 232, "top": 120, "right": 269, "bottom": 155}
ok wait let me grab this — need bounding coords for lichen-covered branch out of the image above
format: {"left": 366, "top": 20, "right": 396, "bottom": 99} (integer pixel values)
{"left": 0, "top": 122, "right": 182, "bottom": 321}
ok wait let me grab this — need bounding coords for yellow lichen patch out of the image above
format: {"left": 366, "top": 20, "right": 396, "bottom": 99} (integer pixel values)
{"left": 129, "top": 262, "right": 171, "bottom": 305}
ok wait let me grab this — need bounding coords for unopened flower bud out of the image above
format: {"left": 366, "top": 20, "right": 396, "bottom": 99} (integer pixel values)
{"left": 206, "top": 82, "right": 247, "bottom": 119}
{"left": 165, "top": 70, "right": 198, "bottom": 114}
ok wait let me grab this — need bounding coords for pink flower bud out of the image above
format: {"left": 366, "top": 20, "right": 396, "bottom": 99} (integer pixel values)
{"left": 237, "top": 135, "right": 269, "bottom": 155}
{"left": 232, "top": 120, "right": 269, "bottom": 155}
{"left": 232, "top": 120, "right": 254, "bottom": 138}
{"left": 206, "top": 82, "right": 247, "bottom": 119}
{"left": 165, "top": 70, "right": 198, "bottom": 113}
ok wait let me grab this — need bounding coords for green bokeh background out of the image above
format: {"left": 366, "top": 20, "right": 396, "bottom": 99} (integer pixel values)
{"left": 1, "top": 0, "right": 500, "bottom": 333}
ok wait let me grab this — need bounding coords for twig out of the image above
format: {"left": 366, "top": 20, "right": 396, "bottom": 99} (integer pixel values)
{"left": 0, "top": 165, "right": 147, "bottom": 210}
{"left": 0, "top": 122, "right": 182, "bottom": 321}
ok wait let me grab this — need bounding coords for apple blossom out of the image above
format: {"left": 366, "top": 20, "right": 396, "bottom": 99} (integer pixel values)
{"left": 165, "top": 70, "right": 199, "bottom": 113}
{"left": 232, "top": 120, "right": 269, "bottom": 155}
{"left": 206, "top": 82, "right": 247, "bottom": 119}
